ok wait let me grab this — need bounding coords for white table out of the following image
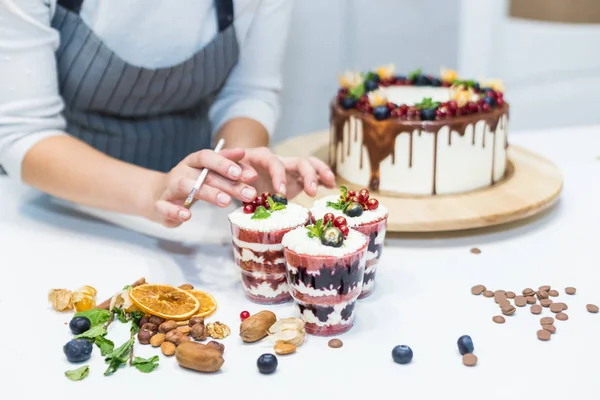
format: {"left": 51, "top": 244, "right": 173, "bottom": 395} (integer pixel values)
{"left": 2, "top": 125, "right": 600, "bottom": 399}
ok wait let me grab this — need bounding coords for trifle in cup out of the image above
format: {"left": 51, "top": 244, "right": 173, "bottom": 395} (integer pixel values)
{"left": 282, "top": 216, "right": 368, "bottom": 336}
{"left": 310, "top": 187, "right": 388, "bottom": 299}
{"left": 228, "top": 193, "right": 309, "bottom": 304}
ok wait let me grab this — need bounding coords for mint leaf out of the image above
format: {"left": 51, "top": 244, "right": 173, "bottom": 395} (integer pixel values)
{"left": 104, "top": 337, "right": 135, "bottom": 376}
{"left": 129, "top": 311, "right": 145, "bottom": 334}
{"left": 349, "top": 83, "right": 365, "bottom": 100}
{"left": 408, "top": 68, "right": 422, "bottom": 81}
{"left": 74, "top": 309, "right": 111, "bottom": 327}
{"left": 251, "top": 206, "right": 271, "bottom": 220}
{"left": 326, "top": 201, "right": 346, "bottom": 210}
{"left": 415, "top": 97, "right": 440, "bottom": 110}
{"left": 65, "top": 365, "right": 89, "bottom": 381}
{"left": 113, "top": 307, "right": 129, "bottom": 323}
{"left": 75, "top": 325, "right": 107, "bottom": 340}
{"left": 95, "top": 336, "right": 115, "bottom": 356}
{"left": 122, "top": 285, "right": 132, "bottom": 291}
{"left": 327, "top": 186, "right": 350, "bottom": 211}
{"left": 365, "top": 71, "right": 378, "bottom": 81}
{"left": 131, "top": 356, "right": 159, "bottom": 373}
{"left": 306, "top": 218, "right": 332, "bottom": 239}
{"left": 266, "top": 197, "right": 286, "bottom": 212}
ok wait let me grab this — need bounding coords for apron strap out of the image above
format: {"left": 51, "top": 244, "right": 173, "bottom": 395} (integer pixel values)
{"left": 215, "top": 0, "right": 234, "bottom": 32}
{"left": 57, "top": 0, "right": 84, "bottom": 13}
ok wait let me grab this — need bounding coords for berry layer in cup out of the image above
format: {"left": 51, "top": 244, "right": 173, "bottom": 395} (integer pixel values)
{"left": 229, "top": 203, "right": 309, "bottom": 305}
{"left": 282, "top": 226, "right": 367, "bottom": 336}
{"left": 311, "top": 194, "right": 388, "bottom": 299}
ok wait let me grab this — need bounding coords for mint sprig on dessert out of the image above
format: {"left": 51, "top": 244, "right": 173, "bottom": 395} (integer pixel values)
{"left": 243, "top": 192, "right": 288, "bottom": 219}
{"left": 415, "top": 97, "right": 441, "bottom": 110}
{"left": 306, "top": 215, "right": 349, "bottom": 247}
{"left": 327, "top": 186, "right": 379, "bottom": 217}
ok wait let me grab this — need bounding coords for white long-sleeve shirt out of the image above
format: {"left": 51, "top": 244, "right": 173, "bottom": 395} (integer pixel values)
{"left": 0, "top": 0, "right": 292, "bottom": 181}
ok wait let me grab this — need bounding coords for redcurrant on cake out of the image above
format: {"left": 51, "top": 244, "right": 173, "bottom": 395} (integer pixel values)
{"left": 228, "top": 193, "right": 309, "bottom": 305}
{"left": 331, "top": 65, "right": 509, "bottom": 195}
{"left": 310, "top": 186, "right": 388, "bottom": 298}
{"left": 282, "top": 217, "right": 368, "bottom": 336}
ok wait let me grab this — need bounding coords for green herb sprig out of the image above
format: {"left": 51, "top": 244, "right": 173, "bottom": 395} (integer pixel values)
{"left": 306, "top": 218, "right": 333, "bottom": 239}
{"left": 65, "top": 365, "right": 89, "bottom": 381}
{"left": 251, "top": 196, "right": 286, "bottom": 220}
{"left": 414, "top": 97, "right": 441, "bottom": 110}
{"left": 326, "top": 185, "right": 351, "bottom": 211}
{"left": 408, "top": 68, "right": 423, "bottom": 81}
{"left": 348, "top": 83, "right": 365, "bottom": 100}
{"left": 452, "top": 79, "right": 477, "bottom": 88}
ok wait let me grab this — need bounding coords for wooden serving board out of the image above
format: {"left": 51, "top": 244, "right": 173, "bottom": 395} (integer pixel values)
{"left": 273, "top": 131, "right": 563, "bottom": 232}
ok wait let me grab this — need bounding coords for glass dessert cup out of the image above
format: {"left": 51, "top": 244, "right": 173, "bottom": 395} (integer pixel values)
{"left": 283, "top": 240, "right": 367, "bottom": 336}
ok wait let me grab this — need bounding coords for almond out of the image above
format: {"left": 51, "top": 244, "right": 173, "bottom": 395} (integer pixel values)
{"left": 177, "top": 326, "right": 191, "bottom": 335}
{"left": 274, "top": 341, "right": 296, "bottom": 355}
{"left": 161, "top": 341, "right": 176, "bottom": 356}
{"left": 150, "top": 333, "right": 166, "bottom": 347}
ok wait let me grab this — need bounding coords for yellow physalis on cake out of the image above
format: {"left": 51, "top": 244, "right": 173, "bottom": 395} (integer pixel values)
{"left": 481, "top": 78, "right": 505, "bottom": 93}
{"left": 338, "top": 71, "right": 363, "bottom": 89}
{"left": 375, "top": 64, "right": 395, "bottom": 81}
{"left": 367, "top": 89, "right": 388, "bottom": 107}
{"left": 449, "top": 85, "right": 477, "bottom": 108}
{"left": 440, "top": 67, "right": 458, "bottom": 83}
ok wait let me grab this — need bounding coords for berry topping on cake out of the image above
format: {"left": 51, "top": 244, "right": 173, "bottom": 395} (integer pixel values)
{"left": 373, "top": 106, "right": 390, "bottom": 121}
{"left": 243, "top": 194, "right": 288, "bottom": 218}
{"left": 364, "top": 80, "right": 378, "bottom": 92}
{"left": 326, "top": 186, "right": 380, "bottom": 216}
{"left": 320, "top": 226, "right": 344, "bottom": 248}
{"left": 345, "top": 202, "right": 363, "bottom": 217}
{"left": 305, "top": 217, "right": 349, "bottom": 248}
{"left": 420, "top": 108, "right": 435, "bottom": 121}
{"left": 340, "top": 96, "right": 357, "bottom": 110}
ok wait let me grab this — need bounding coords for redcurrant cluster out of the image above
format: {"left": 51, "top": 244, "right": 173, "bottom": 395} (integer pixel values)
{"left": 342, "top": 188, "right": 379, "bottom": 211}
{"left": 243, "top": 192, "right": 271, "bottom": 214}
{"left": 323, "top": 213, "right": 349, "bottom": 238}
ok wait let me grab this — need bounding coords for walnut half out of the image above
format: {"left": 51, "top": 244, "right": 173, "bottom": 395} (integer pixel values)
{"left": 207, "top": 322, "right": 231, "bottom": 340}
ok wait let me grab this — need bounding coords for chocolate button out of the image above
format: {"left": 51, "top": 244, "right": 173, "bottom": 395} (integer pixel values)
{"left": 587, "top": 304, "right": 599, "bottom": 313}
{"left": 542, "top": 324, "right": 556, "bottom": 334}
{"left": 565, "top": 287, "right": 576, "bottom": 295}
{"left": 522, "top": 288, "right": 535, "bottom": 296}
{"left": 483, "top": 291, "right": 494, "bottom": 298}
{"left": 462, "top": 353, "right": 478, "bottom": 367}
{"left": 328, "top": 339, "right": 343, "bottom": 348}
{"left": 539, "top": 285, "right": 551, "bottom": 292}
{"left": 526, "top": 296, "right": 537, "bottom": 304}
{"left": 550, "top": 303, "right": 563, "bottom": 313}
{"left": 540, "top": 317, "right": 555, "bottom": 325}
{"left": 548, "top": 290, "right": 559, "bottom": 297}
{"left": 506, "top": 291, "right": 516, "bottom": 299}
{"left": 471, "top": 285, "right": 486, "bottom": 295}
{"left": 540, "top": 299, "right": 553, "bottom": 307}
{"left": 501, "top": 304, "right": 516, "bottom": 316}
{"left": 530, "top": 305, "right": 543, "bottom": 315}
{"left": 470, "top": 248, "right": 481, "bottom": 254}
{"left": 537, "top": 290, "right": 549, "bottom": 300}
{"left": 556, "top": 312, "right": 568, "bottom": 321}
{"left": 493, "top": 315, "right": 506, "bottom": 324}
{"left": 560, "top": 303, "right": 568, "bottom": 310}
{"left": 537, "top": 329, "right": 551, "bottom": 341}
{"left": 514, "top": 296, "right": 527, "bottom": 307}
{"left": 498, "top": 298, "right": 511, "bottom": 307}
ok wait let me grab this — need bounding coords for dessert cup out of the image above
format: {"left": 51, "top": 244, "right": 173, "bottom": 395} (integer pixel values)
{"left": 311, "top": 194, "right": 388, "bottom": 299}
{"left": 228, "top": 202, "right": 309, "bottom": 305}
{"left": 282, "top": 226, "right": 368, "bottom": 336}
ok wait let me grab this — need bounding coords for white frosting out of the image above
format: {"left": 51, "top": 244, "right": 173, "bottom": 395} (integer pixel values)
{"left": 244, "top": 281, "right": 289, "bottom": 298}
{"left": 310, "top": 195, "right": 388, "bottom": 227}
{"left": 361, "top": 279, "right": 375, "bottom": 293}
{"left": 332, "top": 113, "right": 508, "bottom": 195}
{"left": 384, "top": 86, "right": 456, "bottom": 105}
{"left": 281, "top": 226, "right": 367, "bottom": 257}
{"left": 231, "top": 236, "right": 283, "bottom": 252}
{"left": 228, "top": 203, "right": 308, "bottom": 232}
{"left": 289, "top": 278, "right": 340, "bottom": 297}
{"left": 233, "top": 247, "right": 285, "bottom": 265}
{"left": 299, "top": 301, "right": 355, "bottom": 326}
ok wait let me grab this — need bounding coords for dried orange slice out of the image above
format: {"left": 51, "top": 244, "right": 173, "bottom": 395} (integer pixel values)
{"left": 129, "top": 284, "right": 199, "bottom": 320}
{"left": 186, "top": 290, "right": 218, "bottom": 318}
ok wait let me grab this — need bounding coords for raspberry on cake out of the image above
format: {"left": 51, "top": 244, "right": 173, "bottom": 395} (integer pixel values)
{"left": 310, "top": 186, "right": 389, "bottom": 299}
{"left": 282, "top": 218, "right": 368, "bottom": 336}
{"left": 331, "top": 65, "right": 509, "bottom": 195}
{"left": 228, "top": 193, "right": 309, "bottom": 305}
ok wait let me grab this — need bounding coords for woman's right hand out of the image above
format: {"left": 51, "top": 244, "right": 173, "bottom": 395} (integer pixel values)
{"left": 149, "top": 148, "right": 258, "bottom": 227}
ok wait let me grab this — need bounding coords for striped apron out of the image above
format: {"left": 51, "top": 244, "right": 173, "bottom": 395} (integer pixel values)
{"left": 50, "top": 0, "right": 240, "bottom": 172}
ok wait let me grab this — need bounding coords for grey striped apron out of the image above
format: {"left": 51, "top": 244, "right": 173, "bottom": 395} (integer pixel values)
{"left": 49, "top": 0, "right": 240, "bottom": 172}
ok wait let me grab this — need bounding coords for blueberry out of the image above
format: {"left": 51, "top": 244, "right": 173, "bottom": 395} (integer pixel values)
{"left": 63, "top": 339, "right": 93, "bottom": 363}
{"left": 457, "top": 335, "right": 474, "bottom": 355}
{"left": 480, "top": 86, "right": 493, "bottom": 93}
{"left": 370, "top": 73, "right": 381, "bottom": 82}
{"left": 483, "top": 96, "right": 496, "bottom": 107}
{"left": 413, "top": 75, "right": 432, "bottom": 86}
{"left": 271, "top": 192, "right": 288, "bottom": 205}
{"left": 394, "top": 75, "right": 407, "bottom": 81}
{"left": 420, "top": 108, "right": 436, "bottom": 121}
{"left": 430, "top": 78, "right": 442, "bottom": 87}
{"left": 320, "top": 227, "right": 344, "bottom": 248}
{"left": 341, "top": 96, "right": 357, "bottom": 110}
{"left": 392, "top": 345, "right": 413, "bottom": 364}
{"left": 257, "top": 353, "right": 278, "bottom": 374}
{"left": 373, "top": 106, "right": 390, "bottom": 121}
{"left": 472, "top": 82, "right": 481, "bottom": 92}
{"left": 344, "top": 202, "right": 363, "bottom": 217}
{"left": 364, "top": 80, "right": 379, "bottom": 92}
{"left": 69, "top": 316, "right": 91, "bottom": 335}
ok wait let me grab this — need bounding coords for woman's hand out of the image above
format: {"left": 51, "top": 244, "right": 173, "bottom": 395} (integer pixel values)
{"left": 237, "top": 147, "right": 336, "bottom": 199}
{"left": 150, "top": 148, "right": 259, "bottom": 227}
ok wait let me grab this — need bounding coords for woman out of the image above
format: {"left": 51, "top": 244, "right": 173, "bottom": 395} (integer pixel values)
{"left": 0, "top": 0, "right": 335, "bottom": 228}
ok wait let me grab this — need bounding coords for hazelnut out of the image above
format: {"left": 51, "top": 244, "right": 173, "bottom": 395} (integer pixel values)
{"left": 137, "top": 328, "right": 154, "bottom": 345}
{"left": 161, "top": 341, "right": 176, "bottom": 356}
{"left": 178, "top": 335, "right": 191, "bottom": 345}
{"left": 206, "top": 341, "right": 225, "bottom": 355}
{"left": 189, "top": 316, "right": 204, "bottom": 327}
{"left": 141, "top": 323, "right": 158, "bottom": 333}
{"left": 191, "top": 324, "right": 207, "bottom": 341}
{"left": 177, "top": 326, "right": 191, "bottom": 335}
{"left": 149, "top": 316, "right": 165, "bottom": 326}
{"left": 165, "top": 330, "right": 181, "bottom": 345}
{"left": 158, "top": 320, "right": 178, "bottom": 334}
{"left": 179, "top": 284, "right": 194, "bottom": 290}
{"left": 150, "top": 333, "right": 166, "bottom": 347}
{"left": 138, "top": 316, "right": 150, "bottom": 328}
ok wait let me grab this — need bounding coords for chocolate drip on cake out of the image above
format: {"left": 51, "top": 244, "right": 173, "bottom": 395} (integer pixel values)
{"left": 330, "top": 102, "right": 509, "bottom": 193}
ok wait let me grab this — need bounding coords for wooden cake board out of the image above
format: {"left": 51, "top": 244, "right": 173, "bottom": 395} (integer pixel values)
{"left": 273, "top": 131, "right": 563, "bottom": 233}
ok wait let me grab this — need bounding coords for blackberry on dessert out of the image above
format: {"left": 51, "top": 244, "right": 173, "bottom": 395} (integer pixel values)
{"left": 228, "top": 195, "right": 309, "bottom": 305}
{"left": 332, "top": 64, "right": 509, "bottom": 195}
{"left": 311, "top": 187, "right": 389, "bottom": 299}
{"left": 282, "top": 219, "right": 368, "bottom": 336}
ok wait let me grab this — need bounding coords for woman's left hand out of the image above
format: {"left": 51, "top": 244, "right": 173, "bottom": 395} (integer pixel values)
{"left": 235, "top": 147, "right": 337, "bottom": 199}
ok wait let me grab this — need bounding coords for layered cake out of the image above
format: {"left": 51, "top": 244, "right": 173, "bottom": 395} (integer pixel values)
{"left": 228, "top": 193, "right": 309, "bottom": 304}
{"left": 282, "top": 217, "right": 368, "bottom": 336}
{"left": 310, "top": 186, "right": 388, "bottom": 298}
{"left": 331, "top": 65, "right": 509, "bottom": 195}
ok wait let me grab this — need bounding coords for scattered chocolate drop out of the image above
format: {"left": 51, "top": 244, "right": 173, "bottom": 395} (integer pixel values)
{"left": 328, "top": 338, "right": 343, "bottom": 348}
{"left": 462, "top": 353, "right": 478, "bottom": 367}
{"left": 470, "top": 248, "right": 481, "bottom": 254}
{"left": 587, "top": 304, "right": 599, "bottom": 313}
